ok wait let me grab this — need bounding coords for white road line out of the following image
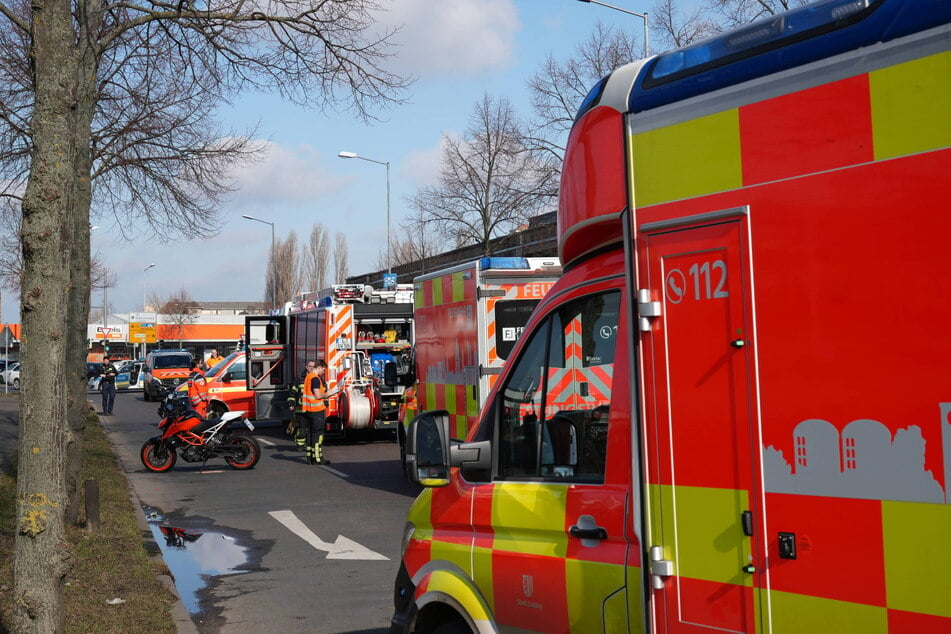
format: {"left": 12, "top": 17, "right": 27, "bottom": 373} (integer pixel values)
{"left": 318, "top": 464, "right": 349, "bottom": 478}
{"left": 256, "top": 437, "right": 276, "bottom": 447}
{"left": 268, "top": 510, "right": 388, "bottom": 560}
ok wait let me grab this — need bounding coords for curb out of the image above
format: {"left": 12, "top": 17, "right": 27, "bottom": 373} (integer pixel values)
{"left": 96, "top": 401, "right": 199, "bottom": 634}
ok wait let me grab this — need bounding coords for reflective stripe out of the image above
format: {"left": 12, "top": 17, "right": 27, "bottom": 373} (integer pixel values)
{"left": 302, "top": 371, "right": 326, "bottom": 412}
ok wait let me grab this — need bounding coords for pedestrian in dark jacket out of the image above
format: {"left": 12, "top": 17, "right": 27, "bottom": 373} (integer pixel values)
{"left": 101, "top": 356, "right": 119, "bottom": 415}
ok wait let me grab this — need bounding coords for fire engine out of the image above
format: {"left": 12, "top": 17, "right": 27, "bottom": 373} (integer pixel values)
{"left": 243, "top": 284, "right": 414, "bottom": 435}
{"left": 394, "top": 0, "right": 951, "bottom": 632}
{"left": 401, "top": 257, "right": 561, "bottom": 465}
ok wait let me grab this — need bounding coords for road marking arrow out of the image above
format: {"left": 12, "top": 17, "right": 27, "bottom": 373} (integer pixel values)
{"left": 268, "top": 510, "right": 388, "bottom": 561}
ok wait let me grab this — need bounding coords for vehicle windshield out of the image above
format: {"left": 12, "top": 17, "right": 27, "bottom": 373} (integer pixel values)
{"left": 206, "top": 353, "right": 235, "bottom": 378}
{"left": 152, "top": 354, "right": 191, "bottom": 369}
{"left": 205, "top": 352, "right": 244, "bottom": 380}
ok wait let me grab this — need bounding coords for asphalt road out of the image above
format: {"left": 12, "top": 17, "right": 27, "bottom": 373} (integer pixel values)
{"left": 1, "top": 390, "right": 422, "bottom": 633}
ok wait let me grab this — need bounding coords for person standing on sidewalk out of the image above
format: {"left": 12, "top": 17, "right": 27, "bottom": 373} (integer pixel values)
{"left": 100, "top": 356, "right": 118, "bottom": 415}
{"left": 300, "top": 359, "right": 331, "bottom": 465}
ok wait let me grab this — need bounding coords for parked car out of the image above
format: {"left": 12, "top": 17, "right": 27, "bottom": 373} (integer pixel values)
{"left": 2, "top": 362, "right": 20, "bottom": 389}
{"left": 86, "top": 362, "right": 103, "bottom": 379}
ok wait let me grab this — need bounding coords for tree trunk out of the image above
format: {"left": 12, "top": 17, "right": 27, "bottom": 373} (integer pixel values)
{"left": 13, "top": 0, "right": 91, "bottom": 628}
{"left": 63, "top": 7, "right": 99, "bottom": 525}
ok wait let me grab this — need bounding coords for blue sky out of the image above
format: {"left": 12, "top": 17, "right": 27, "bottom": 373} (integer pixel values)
{"left": 72, "top": 0, "right": 652, "bottom": 322}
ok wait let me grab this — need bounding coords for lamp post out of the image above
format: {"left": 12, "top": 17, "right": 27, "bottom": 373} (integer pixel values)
{"left": 142, "top": 263, "right": 155, "bottom": 358}
{"left": 143, "top": 263, "right": 155, "bottom": 312}
{"left": 577, "top": 0, "right": 649, "bottom": 58}
{"left": 242, "top": 214, "right": 276, "bottom": 310}
{"left": 338, "top": 151, "right": 392, "bottom": 275}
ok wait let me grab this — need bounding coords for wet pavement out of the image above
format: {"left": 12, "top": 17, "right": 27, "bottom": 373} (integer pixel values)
{"left": 145, "top": 508, "right": 258, "bottom": 616}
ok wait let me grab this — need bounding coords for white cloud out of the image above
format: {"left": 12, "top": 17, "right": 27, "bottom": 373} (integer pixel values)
{"left": 228, "top": 141, "right": 346, "bottom": 205}
{"left": 379, "top": 0, "right": 520, "bottom": 77}
{"left": 401, "top": 135, "right": 455, "bottom": 187}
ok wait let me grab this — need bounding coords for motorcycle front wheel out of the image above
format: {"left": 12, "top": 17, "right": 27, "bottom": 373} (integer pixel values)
{"left": 141, "top": 439, "right": 177, "bottom": 472}
{"left": 223, "top": 435, "right": 261, "bottom": 470}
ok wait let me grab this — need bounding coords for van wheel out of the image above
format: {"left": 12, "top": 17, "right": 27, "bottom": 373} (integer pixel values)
{"left": 432, "top": 621, "right": 472, "bottom": 634}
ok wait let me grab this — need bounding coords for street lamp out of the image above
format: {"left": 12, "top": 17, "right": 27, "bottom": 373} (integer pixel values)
{"left": 242, "top": 214, "right": 276, "bottom": 310}
{"left": 143, "top": 263, "right": 155, "bottom": 311}
{"left": 577, "top": 0, "right": 649, "bottom": 58}
{"left": 142, "top": 263, "right": 155, "bottom": 358}
{"left": 338, "top": 151, "right": 392, "bottom": 275}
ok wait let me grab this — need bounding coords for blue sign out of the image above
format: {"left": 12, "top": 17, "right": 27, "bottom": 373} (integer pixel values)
{"left": 383, "top": 273, "right": 397, "bottom": 289}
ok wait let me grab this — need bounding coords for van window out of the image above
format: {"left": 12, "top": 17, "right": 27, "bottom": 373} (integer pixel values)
{"left": 495, "top": 291, "right": 619, "bottom": 484}
{"left": 151, "top": 353, "right": 192, "bottom": 369}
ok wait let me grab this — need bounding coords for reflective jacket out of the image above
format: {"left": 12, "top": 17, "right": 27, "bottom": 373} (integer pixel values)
{"left": 301, "top": 371, "right": 326, "bottom": 413}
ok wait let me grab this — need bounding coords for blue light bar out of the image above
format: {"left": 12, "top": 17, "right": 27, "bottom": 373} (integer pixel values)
{"left": 480, "top": 257, "right": 531, "bottom": 270}
{"left": 649, "top": 0, "right": 878, "bottom": 83}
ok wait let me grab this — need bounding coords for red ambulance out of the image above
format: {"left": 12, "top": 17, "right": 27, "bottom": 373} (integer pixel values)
{"left": 393, "top": 0, "right": 951, "bottom": 632}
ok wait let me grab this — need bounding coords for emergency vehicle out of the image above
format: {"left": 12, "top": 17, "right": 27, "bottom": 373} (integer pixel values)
{"left": 394, "top": 1, "right": 951, "bottom": 632}
{"left": 243, "top": 284, "right": 415, "bottom": 433}
{"left": 402, "top": 257, "right": 561, "bottom": 461}
{"left": 142, "top": 349, "right": 193, "bottom": 401}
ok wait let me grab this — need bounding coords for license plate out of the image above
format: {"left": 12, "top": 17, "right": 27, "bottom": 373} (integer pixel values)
{"left": 244, "top": 420, "right": 255, "bottom": 431}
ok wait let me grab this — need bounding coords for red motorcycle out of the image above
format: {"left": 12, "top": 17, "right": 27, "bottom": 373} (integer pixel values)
{"left": 140, "top": 388, "right": 261, "bottom": 472}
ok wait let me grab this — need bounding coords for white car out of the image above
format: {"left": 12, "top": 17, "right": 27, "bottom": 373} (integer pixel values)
{"left": 2, "top": 362, "right": 20, "bottom": 389}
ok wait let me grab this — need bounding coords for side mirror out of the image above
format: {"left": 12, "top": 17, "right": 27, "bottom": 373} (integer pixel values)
{"left": 383, "top": 361, "right": 398, "bottom": 387}
{"left": 221, "top": 372, "right": 233, "bottom": 382}
{"left": 405, "top": 411, "right": 451, "bottom": 487}
{"left": 343, "top": 357, "right": 352, "bottom": 371}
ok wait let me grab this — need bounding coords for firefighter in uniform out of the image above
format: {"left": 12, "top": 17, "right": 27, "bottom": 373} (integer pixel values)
{"left": 300, "top": 359, "right": 331, "bottom": 465}
{"left": 287, "top": 370, "right": 307, "bottom": 449}
{"left": 187, "top": 359, "right": 209, "bottom": 418}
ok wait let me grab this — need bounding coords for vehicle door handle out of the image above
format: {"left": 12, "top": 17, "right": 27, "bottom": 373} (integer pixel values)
{"left": 569, "top": 515, "right": 607, "bottom": 541}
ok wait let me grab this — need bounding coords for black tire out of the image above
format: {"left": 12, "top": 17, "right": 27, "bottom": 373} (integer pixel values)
{"left": 12, "top": 378, "right": 19, "bottom": 390}
{"left": 207, "top": 402, "right": 227, "bottom": 420}
{"left": 432, "top": 620, "right": 472, "bottom": 634}
{"left": 223, "top": 435, "right": 260, "bottom": 470}
{"left": 140, "top": 440, "right": 176, "bottom": 472}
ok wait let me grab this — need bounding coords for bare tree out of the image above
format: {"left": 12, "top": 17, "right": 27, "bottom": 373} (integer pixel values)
{"left": 408, "top": 94, "right": 554, "bottom": 256}
{"left": 154, "top": 288, "right": 199, "bottom": 347}
{"left": 89, "top": 262, "right": 117, "bottom": 323}
{"left": 334, "top": 233, "right": 349, "bottom": 284}
{"left": 383, "top": 207, "right": 443, "bottom": 274}
{"left": 270, "top": 231, "right": 300, "bottom": 309}
{"left": 651, "top": 0, "right": 721, "bottom": 49}
{"left": 1, "top": 0, "right": 409, "bottom": 626}
{"left": 301, "top": 222, "right": 331, "bottom": 293}
{"left": 526, "top": 22, "right": 641, "bottom": 171}
{"left": 707, "top": 0, "right": 811, "bottom": 29}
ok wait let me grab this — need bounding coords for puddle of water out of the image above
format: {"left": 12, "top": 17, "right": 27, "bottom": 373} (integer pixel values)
{"left": 144, "top": 508, "right": 251, "bottom": 614}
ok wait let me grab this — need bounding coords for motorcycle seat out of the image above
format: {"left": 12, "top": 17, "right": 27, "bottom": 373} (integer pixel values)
{"left": 191, "top": 418, "right": 219, "bottom": 434}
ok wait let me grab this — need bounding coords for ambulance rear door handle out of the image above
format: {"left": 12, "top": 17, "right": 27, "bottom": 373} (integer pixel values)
{"left": 742, "top": 510, "right": 753, "bottom": 536}
{"left": 569, "top": 515, "right": 607, "bottom": 546}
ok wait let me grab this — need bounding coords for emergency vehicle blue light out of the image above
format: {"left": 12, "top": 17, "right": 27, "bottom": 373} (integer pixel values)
{"left": 649, "top": 0, "right": 878, "bottom": 82}
{"left": 480, "top": 257, "right": 531, "bottom": 270}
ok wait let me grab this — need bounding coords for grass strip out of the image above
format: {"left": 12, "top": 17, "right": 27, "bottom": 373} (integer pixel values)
{"left": 1, "top": 411, "right": 176, "bottom": 633}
